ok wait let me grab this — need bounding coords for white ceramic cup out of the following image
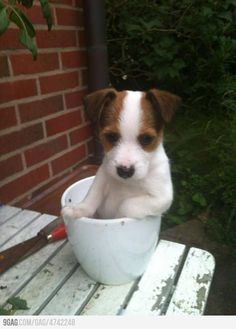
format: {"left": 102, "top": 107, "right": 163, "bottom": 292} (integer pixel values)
{"left": 61, "top": 176, "right": 161, "bottom": 285}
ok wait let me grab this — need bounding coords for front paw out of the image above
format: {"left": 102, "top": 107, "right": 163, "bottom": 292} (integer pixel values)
{"left": 61, "top": 203, "right": 93, "bottom": 220}
{"left": 61, "top": 205, "right": 77, "bottom": 220}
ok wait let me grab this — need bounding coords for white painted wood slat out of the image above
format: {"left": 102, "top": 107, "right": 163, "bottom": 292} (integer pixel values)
{"left": 123, "top": 240, "right": 186, "bottom": 315}
{"left": 40, "top": 267, "right": 97, "bottom": 315}
{"left": 80, "top": 281, "right": 136, "bottom": 315}
{"left": 0, "top": 209, "right": 41, "bottom": 248}
{"left": 13, "top": 242, "right": 78, "bottom": 315}
{"left": 0, "top": 206, "right": 215, "bottom": 316}
{"left": 0, "top": 214, "right": 65, "bottom": 305}
{"left": 166, "top": 247, "right": 215, "bottom": 315}
{"left": 0, "top": 205, "right": 21, "bottom": 225}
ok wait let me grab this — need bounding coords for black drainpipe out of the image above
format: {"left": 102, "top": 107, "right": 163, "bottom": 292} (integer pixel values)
{"left": 83, "top": 0, "right": 110, "bottom": 164}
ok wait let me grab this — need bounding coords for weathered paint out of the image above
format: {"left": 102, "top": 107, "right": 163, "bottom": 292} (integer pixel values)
{"left": 40, "top": 267, "right": 97, "bottom": 315}
{"left": 13, "top": 242, "right": 78, "bottom": 315}
{"left": 0, "top": 209, "right": 40, "bottom": 248}
{"left": 0, "top": 206, "right": 215, "bottom": 316}
{"left": 166, "top": 247, "right": 215, "bottom": 315}
{"left": 0, "top": 213, "right": 65, "bottom": 305}
{"left": 0, "top": 205, "right": 21, "bottom": 226}
{"left": 123, "top": 240, "right": 186, "bottom": 315}
{"left": 81, "top": 281, "right": 136, "bottom": 315}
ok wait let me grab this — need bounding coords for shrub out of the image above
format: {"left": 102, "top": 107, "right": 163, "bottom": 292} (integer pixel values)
{"left": 106, "top": 0, "right": 236, "bottom": 247}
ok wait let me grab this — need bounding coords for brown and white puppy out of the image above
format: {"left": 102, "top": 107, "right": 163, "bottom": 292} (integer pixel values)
{"left": 61, "top": 88, "right": 181, "bottom": 220}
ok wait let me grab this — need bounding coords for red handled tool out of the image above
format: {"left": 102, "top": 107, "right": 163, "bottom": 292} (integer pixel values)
{"left": 0, "top": 217, "right": 67, "bottom": 274}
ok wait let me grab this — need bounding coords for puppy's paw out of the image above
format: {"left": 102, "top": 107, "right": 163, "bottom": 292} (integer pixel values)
{"left": 61, "top": 205, "right": 77, "bottom": 220}
{"left": 61, "top": 203, "right": 93, "bottom": 220}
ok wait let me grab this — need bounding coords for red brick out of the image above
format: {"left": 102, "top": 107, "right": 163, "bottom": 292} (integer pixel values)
{"left": 0, "top": 164, "right": 50, "bottom": 203}
{"left": 65, "top": 89, "right": 86, "bottom": 109}
{"left": 40, "top": 71, "right": 79, "bottom": 94}
{"left": 56, "top": 8, "right": 83, "bottom": 26}
{"left": 46, "top": 110, "right": 82, "bottom": 136}
{"left": 19, "top": 95, "right": 64, "bottom": 123}
{"left": 0, "top": 79, "right": 37, "bottom": 104}
{"left": 0, "top": 154, "right": 23, "bottom": 181}
{"left": 70, "top": 125, "right": 92, "bottom": 145}
{"left": 0, "top": 123, "right": 44, "bottom": 155}
{"left": 0, "top": 28, "right": 24, "bottom": 50}
{"left": 0, "top": 106, "right": 17, "bottom": 130}
{"left": 37, "top": 30, "right": 77, "bottom": 48}
{"left": 11, "top": 53, "right": 59, "bottom": 75}
{"left": 26, "top": 5, "right": 51, "bottom": 25}
{"left": 51, "top": 144, "right": 86, "bottom": 175}
{"left": 61, "top": 50, "right": 87, "bottom": 69}
{"left": 25, "top": 135, "right": 68, "bottom": 167}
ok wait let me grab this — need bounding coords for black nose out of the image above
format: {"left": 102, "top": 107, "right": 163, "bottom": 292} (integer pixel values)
{"left": 116, "top": 165, "right": 135, "bottom": 179}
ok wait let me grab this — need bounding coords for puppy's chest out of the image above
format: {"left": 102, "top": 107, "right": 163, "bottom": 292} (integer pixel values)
{"left": 97, "top": 182, "right": 145, "bottom": 219}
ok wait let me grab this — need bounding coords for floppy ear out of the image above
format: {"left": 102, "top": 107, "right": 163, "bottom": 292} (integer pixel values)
{"left": 83, "top": 88, "right": 117, "bottom": 125}
{"left": 146, "top": 89, "right": 181, "bottom": 124}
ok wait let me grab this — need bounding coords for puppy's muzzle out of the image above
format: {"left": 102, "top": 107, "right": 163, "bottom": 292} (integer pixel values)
{"left": 116, "top": 165, "right": 135, "bottom": 179}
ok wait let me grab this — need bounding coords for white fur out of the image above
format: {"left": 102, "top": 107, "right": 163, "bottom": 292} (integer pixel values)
{"left": 61, "top": 91, "right": 173, "bottom": 220}
{"left": 104, "top": 91, "right": 150, "bottom": 181}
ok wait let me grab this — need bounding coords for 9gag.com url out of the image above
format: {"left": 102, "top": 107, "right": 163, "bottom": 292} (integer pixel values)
{"left": 0, "top": 317, "right": 75, "bottom": 327}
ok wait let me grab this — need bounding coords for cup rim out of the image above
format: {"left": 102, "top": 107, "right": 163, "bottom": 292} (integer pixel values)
{"left": 61, "top": 175, "right": 94, "bottom": 208}
{"left": 61, "top": 175, "right": 161, "bottom": 225}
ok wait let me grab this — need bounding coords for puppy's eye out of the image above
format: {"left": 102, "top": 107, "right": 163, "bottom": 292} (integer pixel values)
{"left": 138, "top": 134, "right": 154, "bottom": 146}
{"left": 104, "top": 132, "right": 120, "bottom": 145}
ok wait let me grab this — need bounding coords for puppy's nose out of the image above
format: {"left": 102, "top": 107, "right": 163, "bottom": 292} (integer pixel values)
{"left": 117, "top": 165, "right": 135, "bottom": 179}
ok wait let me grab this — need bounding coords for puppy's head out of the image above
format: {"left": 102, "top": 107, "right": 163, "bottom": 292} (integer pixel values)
{"left": 84, "top": 88, "right": 181, "bottom": 181}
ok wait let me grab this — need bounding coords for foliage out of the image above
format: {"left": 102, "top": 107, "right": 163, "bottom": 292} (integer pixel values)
{"left": 106, "top": 0, "right": 236, "bottom": 96}
{"left": 0, "top": 296, "right": 29, "bottom": 315}
{"left": 0, "top": 0, "right": 52, "bottom": 59}
{"left": 106, "top": 0, "right": 236, "bottom": 248}
{"left": 164, "top": 75, "right": 236, "bottom": 247}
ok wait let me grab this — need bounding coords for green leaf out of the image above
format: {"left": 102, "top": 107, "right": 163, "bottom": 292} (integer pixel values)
{"left": 0, "top": 7, "right": 10, "bottom": 35}
{"left": 0, "top": 307, "right": 12, "bottom": 315}
{"left": 10, "top": 8, "right": 35, "bottom": 37}
{"left": 39, "top": 0, "right": 52, "bottom": 31}
{"left": 192, "top": 193, "right": 207, "bottom": 207}
{"left": 19, "top": 29, "right": 37, "bottom": 59}
{"left": 168, "top": 214, "right": 184, "bottom": 225}
{"left": 126, "top": 23, "right": 141, "bottom": 33}
{"left": 7, "top": 297, "right": 29, "bottom": 310}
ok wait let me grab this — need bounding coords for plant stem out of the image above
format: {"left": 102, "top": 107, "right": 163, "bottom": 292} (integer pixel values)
{"left": 108, "top": 28, "right": 177, "bottom": 43}
{"left": 6, "top": 3, "right": 28, "bottom": 33}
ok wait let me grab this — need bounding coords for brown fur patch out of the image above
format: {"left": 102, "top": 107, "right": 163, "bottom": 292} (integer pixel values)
{"left": 84, "top": 88, "right": 179, "bottom": 154}
{"left": 99, "top": 91, "right": 127, "bottom": 153}
{"left": 83, "top": 88, "right": 117, "bottom": 124}
{"left": 140, "top": 94, "right": 164, "bottom": 152}
{"left": 145, "top": 89, "right": 181, "bottom": 124}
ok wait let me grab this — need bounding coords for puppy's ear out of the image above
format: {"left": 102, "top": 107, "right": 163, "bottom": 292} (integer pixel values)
{"left": 146, "top": 89, "right": 181, "bottom": 124}
{"left": 83, "top": 88, "right": 117, "bottom": 125}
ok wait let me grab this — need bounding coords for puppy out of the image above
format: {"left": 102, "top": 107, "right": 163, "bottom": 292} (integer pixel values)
{"left": 61, "top": 88, "right": 181, "bottom": 220}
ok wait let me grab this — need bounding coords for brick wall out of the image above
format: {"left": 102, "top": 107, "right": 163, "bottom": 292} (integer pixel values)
{"left": 0, "top": 0, "right": 94, "bottom": 206}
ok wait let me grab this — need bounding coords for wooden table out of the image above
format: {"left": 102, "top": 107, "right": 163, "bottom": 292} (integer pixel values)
{"left": 0, "top": 205, "right": 215, "bottom": 316}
